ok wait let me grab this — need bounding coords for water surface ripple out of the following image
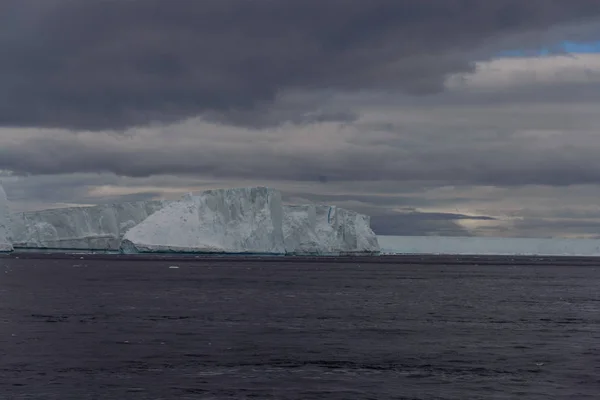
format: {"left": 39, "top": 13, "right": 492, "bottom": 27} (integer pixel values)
{"left": 0, "top": 255, "right": 598, "bottom": 399}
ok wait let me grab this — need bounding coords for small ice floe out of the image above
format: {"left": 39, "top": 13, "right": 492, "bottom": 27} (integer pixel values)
{"left": 169, "top": 265, "right": 180, "bottom": 269}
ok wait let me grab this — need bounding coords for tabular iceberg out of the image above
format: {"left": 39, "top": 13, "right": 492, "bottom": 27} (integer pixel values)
{"left": 121, "top": 187, "right": 286, "bottom": 254}
{"left": 11, "top": 200, "right": 168, "bottom": 250}
{"left": 7, "top": 184, "right": 379, "bottom": 255}
{"left": 121, "top": 187, "right": 379, "bottom": 255}
{"left": 0, "top": 183, "right": 12, "bottom": 252}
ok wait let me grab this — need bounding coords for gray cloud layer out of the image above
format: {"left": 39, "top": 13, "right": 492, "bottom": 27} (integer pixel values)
{"left": 2, "top": 0, "right": 600, "bottom": 130}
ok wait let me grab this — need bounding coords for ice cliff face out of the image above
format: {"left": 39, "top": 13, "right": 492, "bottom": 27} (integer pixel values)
{"left": 11, "top": 200, "right": 167, "bottom": 250}
{"left": 8, "top": 185, "right": 379, "bottom": 255}
{"left": 282, "top": 205, "right": 321, "bottom": 254}
{"left": 313, "top": 205, "right": 379, "bottom": 254}
{"left": 121, "top": 187, "right": 286, "bottom": 254}
{"left": 0, "top": 183, "right": 12, "bottom": 252}
{"left": 122, "top": 188, "right": 379, "bottom": 255}
{"left": 283, "top": 205, "right": 379, "bottom": 254}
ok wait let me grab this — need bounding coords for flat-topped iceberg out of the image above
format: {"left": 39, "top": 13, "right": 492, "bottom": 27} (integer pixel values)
{"left": 8, "top": 185, "right": 379, "bottom": 255}
{"left": 0, "top": 183, "right": 12, "bottom": 252}
{"left": 121, "top": 187, "right": 379, "bottom": 255}
{"left": 121, "top": 187, "right": 286, "bottom": 254}
{"left": 11, "top": 200, "right": 168, "bottom": 250}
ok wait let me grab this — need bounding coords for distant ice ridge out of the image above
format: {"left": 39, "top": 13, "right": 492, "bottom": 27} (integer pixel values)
{"left": 0, "top": 183, "right": 12, "bottom": 252}
{"left": 378, "top": 235, "right": 600, "bottom": 256}
{"left": 122, "top": 187, "right": 380, "bottom": 255}
{"left": 11, "top": 200, "right": 168, "bottom": 250}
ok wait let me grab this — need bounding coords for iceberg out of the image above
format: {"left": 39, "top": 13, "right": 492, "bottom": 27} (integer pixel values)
{"left": 7, "top": 184, "right": 379, "bottom": 255}
{"left": 0, "top": 183, "right": 12, "bottom": 252}
{"left": 121, "top": 187, "right": 286, "bottom": 254}
{"left": 122, "top": 187, "right": 380, "bottom": 255}
{"left": 11, "top": 200, "right": 168, "bottom": 251}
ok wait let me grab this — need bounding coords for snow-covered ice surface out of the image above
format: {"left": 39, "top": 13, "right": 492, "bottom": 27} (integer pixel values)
{"left": 378, "top": 235, "right": 600, "bottom": 256}
{"left": 11, "top": 201, "right": 168, "bottom": 250}
{"left": 121, "top": 187, "right": 286, "bottom": 254}
{"left": 0, "top": 183, "right": 12, "bottom": 252}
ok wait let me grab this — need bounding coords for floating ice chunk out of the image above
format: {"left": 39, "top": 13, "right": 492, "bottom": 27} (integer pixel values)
{"left": 0, "top": 183, "right": 12, "bottom": 252}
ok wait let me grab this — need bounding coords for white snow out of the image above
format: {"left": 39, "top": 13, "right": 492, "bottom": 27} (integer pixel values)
{"left": 378, "top": 235, "right": 600, "bottom": 256}
{"left": 121, "top": 187, "right": 286, "bottom": 254}
{"left": 11, "top": 200, "right": 168, "bottom": 250}
{"left": 0, "top": 183, "right": 12, "bottom": 252}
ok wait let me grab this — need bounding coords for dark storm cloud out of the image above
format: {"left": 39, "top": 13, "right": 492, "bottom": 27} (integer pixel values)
{"left": 371, "top": 213, "right": 476, "bottom": 236}
{"left": 506, "top": 218, "right": 600, "bottom": 239}
{"left": 2, "top": 0, "right": 600, "bottom": 130}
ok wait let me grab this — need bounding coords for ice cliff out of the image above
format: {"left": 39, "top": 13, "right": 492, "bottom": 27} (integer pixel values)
{"left": 11, "top": 200, "right": 167, "bottom": 250}
{"left": 121, "top": 187, "right": 286, "bottom": 254}
{"left": 282, "top": 205, "right": 321, "bottom": 254}
{"left": 283, "top": 205, "right": 379, "bottom": 254}
{"left": 8, "top": 185, "right": 379, "bottom": 255}
{"left": 0, "top": 183, "right": 12, "bottom": 252}
{"left": 121, "top": 187, "right": 379, "bottom": 255}
{"left": 314, "top": 205, "right": 380, "bottom": 254}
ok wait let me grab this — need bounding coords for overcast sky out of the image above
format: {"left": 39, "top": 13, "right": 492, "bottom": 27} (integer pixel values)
{"left": 2, "top": 0, "right": 600, "bottom": 237}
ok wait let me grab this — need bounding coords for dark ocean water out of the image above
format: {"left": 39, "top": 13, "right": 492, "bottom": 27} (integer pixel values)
{"left": 0, "top": 254, "right": 598, "bottom": 399}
